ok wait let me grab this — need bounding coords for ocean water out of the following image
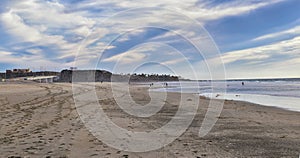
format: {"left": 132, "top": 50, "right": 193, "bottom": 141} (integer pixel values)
{"left": 148, "top": 79, "right": 300, "bottom": 112}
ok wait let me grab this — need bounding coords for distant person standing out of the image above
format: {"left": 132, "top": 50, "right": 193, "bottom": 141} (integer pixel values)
{"left": 242, "top": 82, "right": 245, "bottom": 86}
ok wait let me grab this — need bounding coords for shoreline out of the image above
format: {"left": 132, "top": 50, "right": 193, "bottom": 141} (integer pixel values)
{"left": 200, "top": 93, "right": 300, "bottom": 113}
{"left": 0, "top": 82, "right": 299, "bottom": 157}
{"left": 149, "top": 82, "right": 300, "bottom": 113}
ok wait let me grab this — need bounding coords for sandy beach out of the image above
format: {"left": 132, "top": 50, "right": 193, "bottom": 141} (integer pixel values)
{"left": 0, "top": 81, "right": 299, "bottom": 158}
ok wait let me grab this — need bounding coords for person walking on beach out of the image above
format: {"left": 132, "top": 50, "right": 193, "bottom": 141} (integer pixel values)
{"left": 242, "top": 82, "right": 245, "bottom": 86}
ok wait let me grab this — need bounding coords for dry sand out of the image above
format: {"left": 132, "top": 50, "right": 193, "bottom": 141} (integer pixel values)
{"left": 0, "top": 81, "right": 299, "bottom": 158}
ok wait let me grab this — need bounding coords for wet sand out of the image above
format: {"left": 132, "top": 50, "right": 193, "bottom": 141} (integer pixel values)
{"left": 0, "top": 82, "right": 299, "bottom": 157}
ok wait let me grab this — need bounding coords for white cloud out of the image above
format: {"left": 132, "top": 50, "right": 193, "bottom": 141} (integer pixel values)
{"left": 74, "top": 0, "right": 283, "bottom": 22}
{"left": 9, "top": 0, "right": 94, "bottom": 29}
{"left": 161, "top": 58, "right": 187, "bottom": 65}
{"left": 252, "top": 25, "right": 300, "bottom": 41}
{"left": 0, "top": 51, "right": 19, "bottom": 63}
{"left": 172, "top": 0, "right": 282, "bottom": 22}
{"left": 206, "top": 36, "right": 300, "bottom": 79}
{"left": 0, "top": 0, "right": 290, "bottom": 76}
{"left": 0, "top": 50, "right": 65, "bottom": 70}
{"left": 221, "top": 36, "right": 300, "bottom": 64}
{"left": 26, "top": 48, "right": 43, "bottom": 55}
{"left": 102, "top": 48, "right": 149, "bottom": 64}
{"left": 0, "top": 0, "right": 99, "bottom": 63}
{"left": 1, "top": 11, "right": 42, "bottom": 43}
{"left": 0, "top": 10, "right": 76, "bottom": 49}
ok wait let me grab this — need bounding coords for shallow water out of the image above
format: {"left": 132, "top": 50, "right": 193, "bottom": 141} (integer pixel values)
{"left": 149, "top": 79, "right": 300, "bottom": 112}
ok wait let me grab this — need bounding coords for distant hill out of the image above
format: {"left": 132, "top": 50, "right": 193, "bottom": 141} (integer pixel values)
{"left": 59, "top": 69, "right": 179, "bottom": 83}
{"left": 0, "top": 69, "right": 180, "bottom": 83}
{"left": 59, "top": 69, "right": 112, "bottom": 82}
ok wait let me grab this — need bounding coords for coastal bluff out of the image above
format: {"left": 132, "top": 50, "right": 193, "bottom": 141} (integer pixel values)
{"left": 59, "top": 69, "right": 179, "bottom": 83}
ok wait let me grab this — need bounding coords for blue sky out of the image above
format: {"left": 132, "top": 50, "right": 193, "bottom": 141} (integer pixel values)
{"left": 0, "top": 0, "right": 299, "bottom": 79}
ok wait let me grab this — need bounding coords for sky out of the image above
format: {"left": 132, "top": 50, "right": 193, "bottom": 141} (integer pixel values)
{"left": 0, "top": 0, "right": 299, "bottom": 79}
